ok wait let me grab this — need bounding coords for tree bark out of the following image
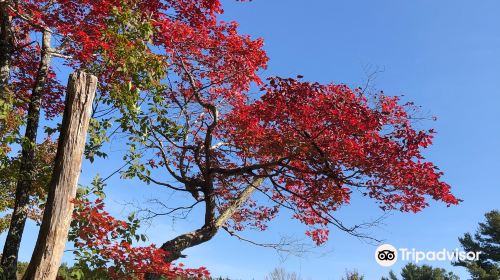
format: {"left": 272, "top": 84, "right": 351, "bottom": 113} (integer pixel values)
{"left": 0, "top": 0, "right": 12, "bottom": 92}
{"left": 0, "top": 0, "right": 13, "bottom": 157}
{"left": 1, "top": 30, "right": 52, "bottom": 280}
{"left": 0, "top": 0, "right": 13, "bottom": 135}
{"left": 145, "top": 178, "right": 263, "bottom": 280}
{"left": 23, "top": 71, "right": 97, "bottom": 280}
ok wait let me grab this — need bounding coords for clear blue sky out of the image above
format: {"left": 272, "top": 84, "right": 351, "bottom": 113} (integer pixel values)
{"left": 2, "top": 0, "right": 500, "bottom": 279}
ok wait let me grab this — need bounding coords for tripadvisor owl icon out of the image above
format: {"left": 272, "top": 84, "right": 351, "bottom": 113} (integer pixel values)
{"left": 375, "top": 244, "right": 398, "bottom": 267}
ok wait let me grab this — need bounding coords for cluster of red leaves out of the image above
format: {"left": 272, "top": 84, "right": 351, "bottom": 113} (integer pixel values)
{"left": 155, "top": 19, "right": 268, "bottom": 97}
{"left": 12, "top": 0, "right": 459, "bottom": 250}
{"left": 218, "top": 77, "right": 459, "bottom": 245}
{"left": 9, "top": 0, "right": 229, "bottom": 117}
{"left": 71, "top": 198, "right": 210, "bottom": 279}
{"left": 16, "top": 0, "right": 223, "bottom": 63}
{"left": 10, "top": 49, "right": 65, "bottom": 118}
{"left": 9, "top": 15, "right": 65, "bottom": 118}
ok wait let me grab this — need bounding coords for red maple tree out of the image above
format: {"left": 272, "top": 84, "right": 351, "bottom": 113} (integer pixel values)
{"left": 70, "top": 197, "right": 210, "bottom": 279}
{"left": 1, "top": 0, "right": 229, "bottom": 277}
{"left": 128, "top": 67, "right": 459, "bottom": 267}
{"left": 0, "top": 0, "right": 459, "bottom": 278}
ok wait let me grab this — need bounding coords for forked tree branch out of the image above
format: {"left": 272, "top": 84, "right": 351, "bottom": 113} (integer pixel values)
{"left": 147, "top": 177, "right": 263, "bottom": 278}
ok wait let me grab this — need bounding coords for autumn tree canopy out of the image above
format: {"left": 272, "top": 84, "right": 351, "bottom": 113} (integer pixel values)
{"left": 0, "top": 0, "right": 459, "bottom": 279}
{"left": 0, "top": 0, "right": 228, "bottom": 278}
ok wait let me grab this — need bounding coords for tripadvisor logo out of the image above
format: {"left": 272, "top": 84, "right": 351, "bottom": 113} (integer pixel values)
{"left": 374, "top": 244, "right": 481, "bottom": 267}
{"left": 375, "top": 244, "right": 398, "bottom": 267}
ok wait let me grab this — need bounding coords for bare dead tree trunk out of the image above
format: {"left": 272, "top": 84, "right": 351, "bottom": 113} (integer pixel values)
{"left": 145, "top": 178, "right": 262, "bottom": 280}
{"left": 1, "top": 30, "right": 53, "bottom": 280}
{"left": 23, "top": 71, "right": 97, "bottom": 280}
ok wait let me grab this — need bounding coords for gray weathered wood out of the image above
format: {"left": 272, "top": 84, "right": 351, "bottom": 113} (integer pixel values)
{"left": 23, "top": 71, "right": 97, "bottom": 280}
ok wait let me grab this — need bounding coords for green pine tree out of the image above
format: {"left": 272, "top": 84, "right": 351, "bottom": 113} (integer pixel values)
{"left": 454, "top": 210, "right": 500, "bottom": 280}
{"left": 382, "top": 263, "right": 459, "bottom": 280}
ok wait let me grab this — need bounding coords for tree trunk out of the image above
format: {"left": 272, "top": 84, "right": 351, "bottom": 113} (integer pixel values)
{"left": 145, "top": 178, "right": 262, "bottom": 280}
{"left": 1, "top": 30, "right": 52, "bottom": 280}
{"left": 0, "top": 0, "right": 13, "bottom": 137}
{"left": 0, "top": 0, "right": 12, "bottom": 92}
{"left": 23, "top": 71, "right": 97, "bottom": 280}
